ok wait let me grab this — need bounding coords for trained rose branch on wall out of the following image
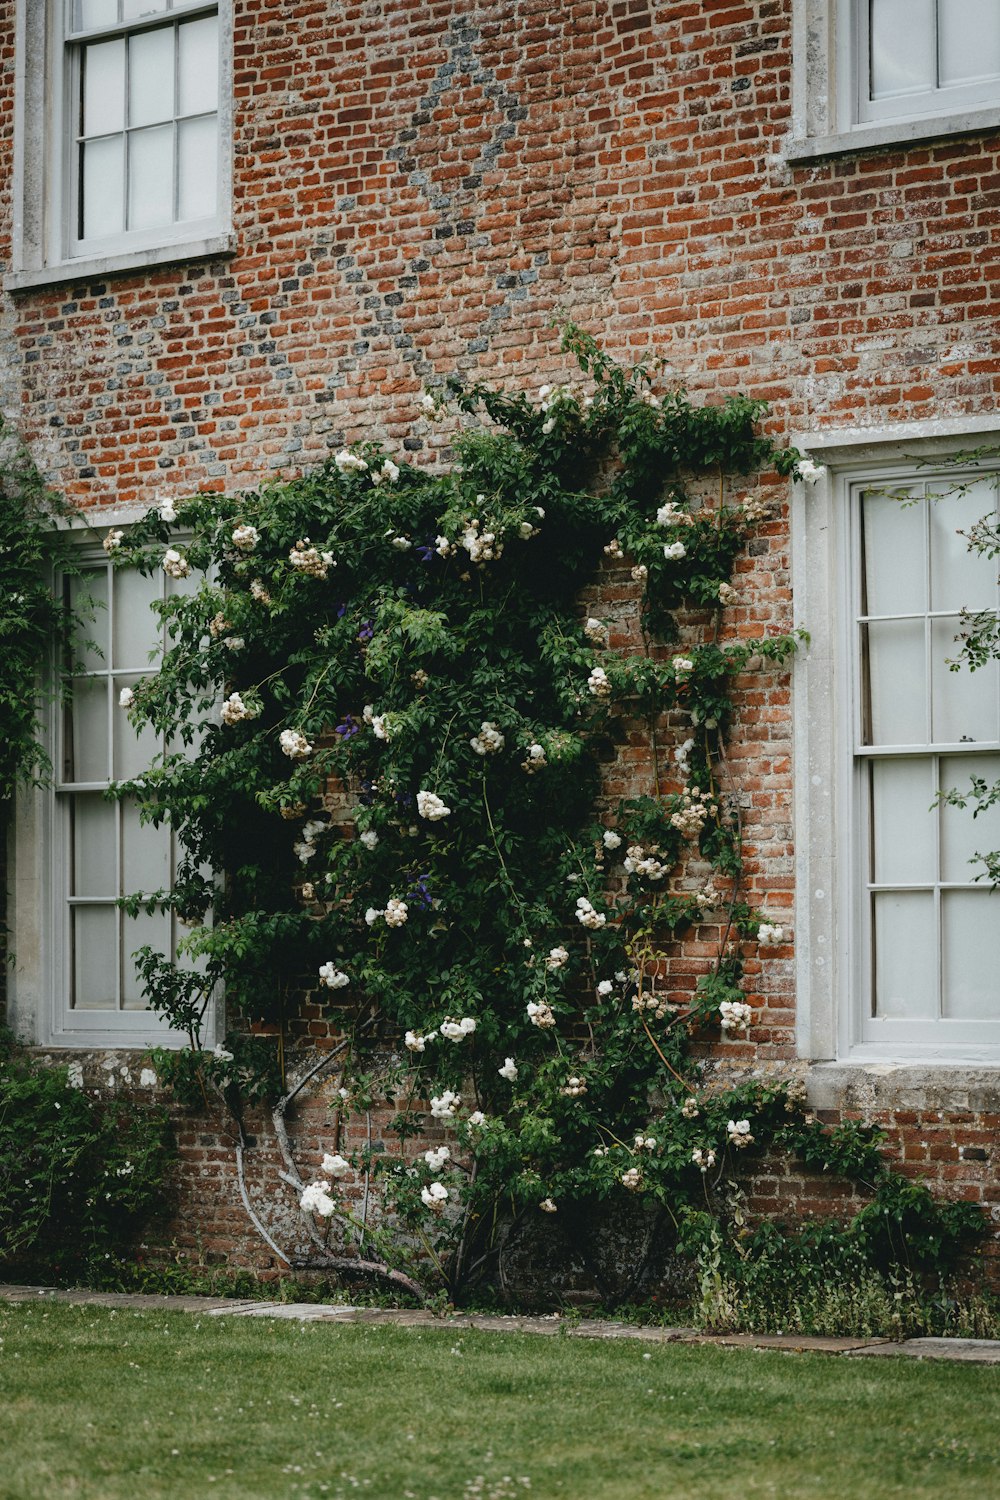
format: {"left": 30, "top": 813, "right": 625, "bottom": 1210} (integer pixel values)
{"left": 106, "top": 328, "right": 981, "bottom": 1303}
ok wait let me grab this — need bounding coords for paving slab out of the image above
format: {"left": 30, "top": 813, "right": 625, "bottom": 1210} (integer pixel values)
{"left": 847, "top": 1337, "right": 1000, "bottom": 1364}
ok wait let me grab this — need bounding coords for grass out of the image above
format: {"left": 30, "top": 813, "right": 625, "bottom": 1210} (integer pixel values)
{"left": 1, "top": 1301, "right": 998, "bottom": 1500}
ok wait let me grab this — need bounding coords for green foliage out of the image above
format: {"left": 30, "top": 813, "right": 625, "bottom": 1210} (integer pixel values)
{"left": 0, "top": 1030, "right": 174, "bottom": 1280}
{"left": 0, "top": 418, "right": 83, "bottom": 799}
{"left": 100, "top": 328, "right": 978, "bottom": 1300}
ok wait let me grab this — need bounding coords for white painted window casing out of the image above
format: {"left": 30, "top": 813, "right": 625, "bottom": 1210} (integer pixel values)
{"left": 8, "top": 0, "right": 234, "bottom": 291}
{"left": 787, "top": 0, "right": 1000, "bottom": 161}
{"left": 792, "top": 419, "right": 1000, "bottom": 1066}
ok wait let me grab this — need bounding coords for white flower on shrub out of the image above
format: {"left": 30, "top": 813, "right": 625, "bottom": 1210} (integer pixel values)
{"left": 620, "top": 1167, "right": 642, "bottom": 1191}
{"left": 359, "top": 829, "right": 379, "bottom": 850}
{"left": 717, "top": 582, "right": 738, "bottom": 606}
{"left": 300, "top": 1181, "right": 336, "bottom": 1217}
{"left": 663, "top": 541, "right": 686, "bottom": 562}
{"left": 583, "top": 617, "right": 608, "bottom": 645}
{"left": 727, "top": 1119, "right": 754, "bottom": 1148}
{"left": 322, "top": 1153, "right": 351, "bottom": 1179}
{"left": 440, "top": 1016, "right": 476, "bottom": 1042}
{"left": 384, "top": 898, "right": 409, "bottom": 928}
{"left": 545, "top": 946, "right": 569, "bottom": 970}
{"left": 498, "top": 1057, "right": 518, "bottom": 1082}
{"left": 631, "top": 564, "right": 648, "bottom": 583}
{"left": 672, "top": 655, "right": 694, "bottom": 679}
{"left": 719, "top": 1000, "right": 753, "bottom": 1032}
{"left": 334, "top": 448, "right": 368, "bottom": 474}
{"left": 220, "top": 692, "right": 260, "bottom": 726}
{"left": 741, "top": 491, "right": 771, "bottom": 524}
{"left": 602, "top": 829, "right": 621, "bottom": 851}
{"left": 692, "top": 1147, "right": 716, "bottom": 1171}
{"left": 796, "top": 457, "right": 827, "bottom": 484}
{"left": 522, "top": 743, "right": 547, "bottom": 773}
{"left": 250, "top": 578, "right": 272, "bottom": 603}
{"left": 575, "top": 896, "right": 606, "bottom": 930}
{"left": 103, "top": 528, "right": 124, "bottom": 553}
{"left": 539, "top": 1198, "right": 558, "bottom": 1213}
{"left": 405, "top": 1030, "right": 433, "bottom": 1052}
{"left": 158, "top": 498, "right": 177, "bottom": 523}
{"left": 526, "top": 1000, "right": 556, "bottom": 1029}
{"left": 119, "top": 687, "right": 136, "bottom": 709}
{"left": 562, "top": 1076, "right": 587, "bottom": 1098}
{"left": 470, "top": 721, "right": 504, "bottom": 755}
{"left": 289, "top": 539, "right": 334, "bottom": 579}
{"left": 279, "top": 728, "right": 312, "bottom": 759}
{"left": 390, "top": 535, "right": 412, "bottom": 551}
{"left": 430, "top": 1090, "right": 461, "bottom": 1120}
{"left": 681, "top": 1095, "right": 700, "bottom": 1119}
{"left": 467, "top": 1110, "right": 486, "bottom": 1127}
{"left": 318, "top": 963, "right": 349, "bottom": 991}
{"left": 587, "top": 666, "right": 610, "bottom": 697}
{"left": 162, "top": 548, "right": 190, "bottom": 579}
{"left": 758, "top": 922, "right": 785, "bottom": 947}
{"left": 596, "top": 979, "right": 614, "bottom": 998}
{"left": 372, "top": 459, "right": 400, "bottom": 485}
{"left": 232, "top": 524, "right": 259, "bottom": 550}
{"left": 603, "top": 538, "right": 623, "bottom": 558}
{"left": 656, "top": 502, "right": 684, "bottom": 526}
{"left": 417, "top": 790, "right": 452, "bottom": 821}
{"left": 213, "top": 1045, "right": 234, "bottom": 1063}
{"left": 423, "top": 1146, "right": 450, "bottom": 1173}
{"left": 421, "top": 1181, "right": 449, "bottom": 1213}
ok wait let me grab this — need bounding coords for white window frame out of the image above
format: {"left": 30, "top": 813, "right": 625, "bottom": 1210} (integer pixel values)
{"left": 6, "top": 507, "right": 217, "bottom": 1049}
{"left": 793, "top": 416, "right": 1000, "bottom": 1077}
{"left": 7, "top": 0, "right": 234, "bottom": 293}
{"left": 787, "top": 0, "right": 1000, "bottom": 162}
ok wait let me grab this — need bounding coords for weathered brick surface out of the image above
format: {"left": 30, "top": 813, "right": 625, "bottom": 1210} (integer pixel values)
{"left": 2, "top": 1, "right": 999, "bottom": 1281}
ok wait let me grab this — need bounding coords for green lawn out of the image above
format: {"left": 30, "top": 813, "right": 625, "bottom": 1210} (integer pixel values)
{"left": 1, "top": 1301, "right": 997, "bottom": 1500}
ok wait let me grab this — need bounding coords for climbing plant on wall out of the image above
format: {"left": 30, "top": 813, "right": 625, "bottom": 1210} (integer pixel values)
{"left": 106, "top": 328, "right": 982, "bottom": 1301}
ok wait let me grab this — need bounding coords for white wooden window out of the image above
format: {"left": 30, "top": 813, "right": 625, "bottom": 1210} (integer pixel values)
{"left": 858, "top": 0, "right": 1000, "bottom": 124}
{"left": 8, "top": 0, "right": 233, "bottom": 291}
{"left": 853, "top": 471, "right": 1000, "bottom": 1049}
{"left": 55, "top": 550, "right": 195, "bottom": 1037}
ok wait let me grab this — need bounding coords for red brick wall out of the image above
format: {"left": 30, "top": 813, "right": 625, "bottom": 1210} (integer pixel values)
{"left": 2, "top": 1, "right": 998, "bottom": 1281}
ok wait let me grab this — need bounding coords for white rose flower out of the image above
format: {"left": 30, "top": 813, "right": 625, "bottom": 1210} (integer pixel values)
{"left": 162, "top": 548, "right": 190, "bottom": 579}
{"left": 417, "top": 790, "right": 452, "bottom": 821}
{"left": 602, "top": 829, "right": 622, "bottom": 850}
{"left": 359, "top": 829, "right": 379, "bottom": 850}
{"left": 318, "top": 963, "right": 349, "bottom": 990}
{"left": 279, "top": 728, "right": 313, "bottom": 759}
{"left": 300, "top": 1181, "right": 336, "bottom": 1217}
{"left": 334, "top": 448, "right": 368, "bottom": 474}
{"left": 430, "top": 1090, "right": 461, "bottom": 1120}
{"left": 539, "top": 1198, "right": 558, "bottom": 1213}
{"left": 663, "top": 541, "right": 687, "bottom": 561}
{"left": 421, "top": 1181, "right": 449, "bottom": 1213}
{"left": 322, "top": 1153, "right": 351, "bottom": 1179}
{"left": 119, "top": 687, "right": 135, "bottom": 709}
{"left": 796, "top": 457, "right": 827, "bottom": 484}
{"left": 587, "top": 666, "right": 611, "bottom": 697}
{"left": 384, "top": 898, "right": 409, "bottom": 927}
{"left": 232, "top": 524, "right": 259, "bottom": 550}
{"left": 498, "top": 1057, "right": 518, "bottom": 1082}
{"left": 758, "top": 922, "right": 785, "bottom": 947}
{"left": 103, "top": 528, "right": 124, "bottom": 553}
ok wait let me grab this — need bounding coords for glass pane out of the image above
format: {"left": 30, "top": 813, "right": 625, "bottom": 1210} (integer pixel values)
{"left": 72, "top": 795, "right": 117, "bottom": 899}
{"left": 81, "top": 135, "right": 125, "bottom": 239}
{"left": 931, "top": 617, "right": 998, "bottom": 743}
{"left": 127, "top": 125, "right": 174, "bottom": 229}
{"left": 122, "top": 799, "right": 171, "bottom": 895}
{"left": 113, "top": 566, "right": 162, "bottom": 668}
{"left": 178, "top": 16, "right": 218, "bottom": 116}
{"left": 129, "top": 25, "right": 175, "bottom": 128}
{"left": 930, "top": 478, "right": 999, "bottom": 613}
{"left": 940, "top": 753, "right": 1000, "bottom": 883}
{"left": 114, "top": 676, "right": 161, "bottom": 778}
{"left": 72, "top": 906, "right": 118, "bottom": 1010}
{"left": 122, "top": 0, "right": 169, "bottom": 17}
{"left": 122, "top": 909, "right": 172, "bottom": 1009}
{"left": 68, "top": 569, "right": 109, "bottom": 671}
{"left": 864, "top": 619, "right": 927, "bottom": 745}
{"left": 77, "top": 1, "right": 120, "bottom": 30}
{"left": 871, "top": 758, "right": 936, "bottom": 885}
{"left": 869, "top": 0, "right": 936, "bottom": 98}
{"left": 873, "top": 891, "right": 937, "bottom": 1018}
{"left": 861, "top": 487, "right": 925, "bottom": 616}
{"left": 177, "top": 115, "right": 218, "bottom": 221}
{"left": 68, "top": 677, "right": 109, "bottom": 784}
{"left": 942, "top": 891, "right": 1000, "bottom": 1018}
{"left": 939, "top": 0, "right": 1000, "bottom": 86}
{"left": 82, "top": 39, "right": 125, "bottom": 136}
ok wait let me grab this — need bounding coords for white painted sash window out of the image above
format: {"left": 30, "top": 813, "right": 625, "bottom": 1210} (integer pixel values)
{"left": 859, "top": 0, "right": 1000, "bottom": 124}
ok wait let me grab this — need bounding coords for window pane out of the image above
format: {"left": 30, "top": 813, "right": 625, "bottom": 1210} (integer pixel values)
{"left": 178, "top": 15, "right": 219, "bottom": 116}
{"left": 122, "top": 0, "right": 169, "bottom": 17}
{"left": 72, "top": 906, "right": 118, "bottom": 1009}
{"left": 72, "top": 795, "right": 117, "bottom": 899}
{"left": 869, "top": 0, "right": 936, "bottom": 98}
{"left": 861, "top": 487, "right": 925, "bottom": 616}
{"left": 68, "top": 677, "right": 109, "bottom": 784}
{"left": 113, "top": 565, "right": 162, "bottom": 669}
{"left": 931, "top": 617, "right": 998, "bottom": 742}
{"left": 177, "top": 115, "right": 218, "bottom": 221}
{"left": 122, "top": 909, "right": 172, "bottom": 1009}
{"left": 122, "top": 798, "right": 171, "bottom": 895}
{"left": 942, "top": 891, "right": 1000, "bottom": 1017}
{"left": 77, "top": 1, "right": 120, "bottom": 30}
{"left": 930, "top": 479, "right": 999, "bottom": 613}
{"left": 940, "top": 753, "right": 1000, "bottom": 883}
{"left": 81, "top": 135, "right": 125, "bottom": 239}
{"left": 114, "top": 676, "right": 161, "bottom": 778}
{"left": 871, "top": 758, "right": 936, "bottom": 885}
{"left": 864, "top": 619, "right": 927, "bottom": 744}
{"left": 939, "top": 0, "right": 1000, "bottom": 86}
{"left": 873, "top": 891, "right": 937, "bottom": 1018}
{"left": 127, "top": 125, "right": 174, "bottom": 229}
{"left": 82, "top": 39, "right": 126, "bottom": 137}
{"left": 129, "top": 25, "right": 175, "bottom": 128}
{"left": 68, "top": 569, "right": 109, "bottom": 671}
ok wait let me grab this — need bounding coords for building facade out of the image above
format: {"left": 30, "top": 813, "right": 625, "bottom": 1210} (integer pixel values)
{"left": 2, "top": 0, "right": 999, "bottom": 1276}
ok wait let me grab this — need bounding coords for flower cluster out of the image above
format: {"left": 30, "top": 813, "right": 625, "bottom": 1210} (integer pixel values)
{"left": 526, "top": 1000, "right": 556, "bottom": 1029}
{"left": 220, "top": 692, "right": 260, "bottom": 726}
{"left": 294, "top": 819, "right": 326, "bottom": 863}
{"left": 440, "top": 1016, "right": 477, "bottom": 1042}
{"left": 669, "top": 788, "right": 717, "bottom": 838}
{"left": 692, "top": 1147, "right": 716, "bottom": 1171}
{"left": 470, "top": 721, "right": 505, "bottom": 755}
{"left": 727, "top": 1119, "right": 754, "bottom": 1148}
{"left": 634, "top": 1134, "right": 658, "bottom": 1152}
{"left": 663, "top": 541, "right": 687, "bottom": 562}
{"left": 622, "top": 844, "right": 670, "bottom": 882}
{"left": 621, "top": 1167, "right": 642, "bottom": 1191}
{"left": 758, "top": 922, "right": 785, "bottom": 947}
{"left": 279, "top": 728, "right": 313, "bottom": 759}
{"left": 289, "top": 539, "right": 334, "bottom": 579}
{"left": 498, "top": 1057, "right": 518, "bottom": 1082}
{"left": 162, "top": 548, "right": 190, "bottom": 579}
{"left": 521, "top": 742, "right": 547, "bottom": 774}
{"left": 371, "top": 459, "right": 400, "bottom": 485}
{"left": 461, "top": 517, "right": 503, "bottom": 564}
{"left": 583, "top": 617, "right": 608, "bottom": 645}
{"left": 322, "top": 1153, "right": 351, "bottom": 1178}
{"left": 587, "top": 666, "right": 611, "bottom": 697}
{"left": 232, "top": 524, "right": 259, "bottom": 551}
{"left": 417, "top": 790, "right": 452, "bottom": 821}
{"left": 421, "top": 1181, "right": 449, "bottom": 1213}
{"left": 545, "top": 946, "right": 569, "bottom": 970}
{"left": 424, "top": 1145, "right": 450, "bottom": 1172}
{"left": 300, "top": 1181, "right": 336, "bottom": 1217}
{"left": 719, "top": 999, "right": 753, "bottom": 1032}
{"left": 575, "top": 896, "right": 606, "bottom": 929}
{"left": 103, "top": 528, "right": 124, "bottom": 553}
{"left": 334, "top": 449, "right": 368, "bottom": 474}
{"left": 318, "top": 963, "right": 349, "bottom": 991}
{"left": 562, "top": 1075, "right": 587, "bottom": 1097}
{"left": 430, "top": 1091, "right": 461, "bottom": 1120}
{"left": 405, "top": 1029, "right": 434, "bottom": 1052}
